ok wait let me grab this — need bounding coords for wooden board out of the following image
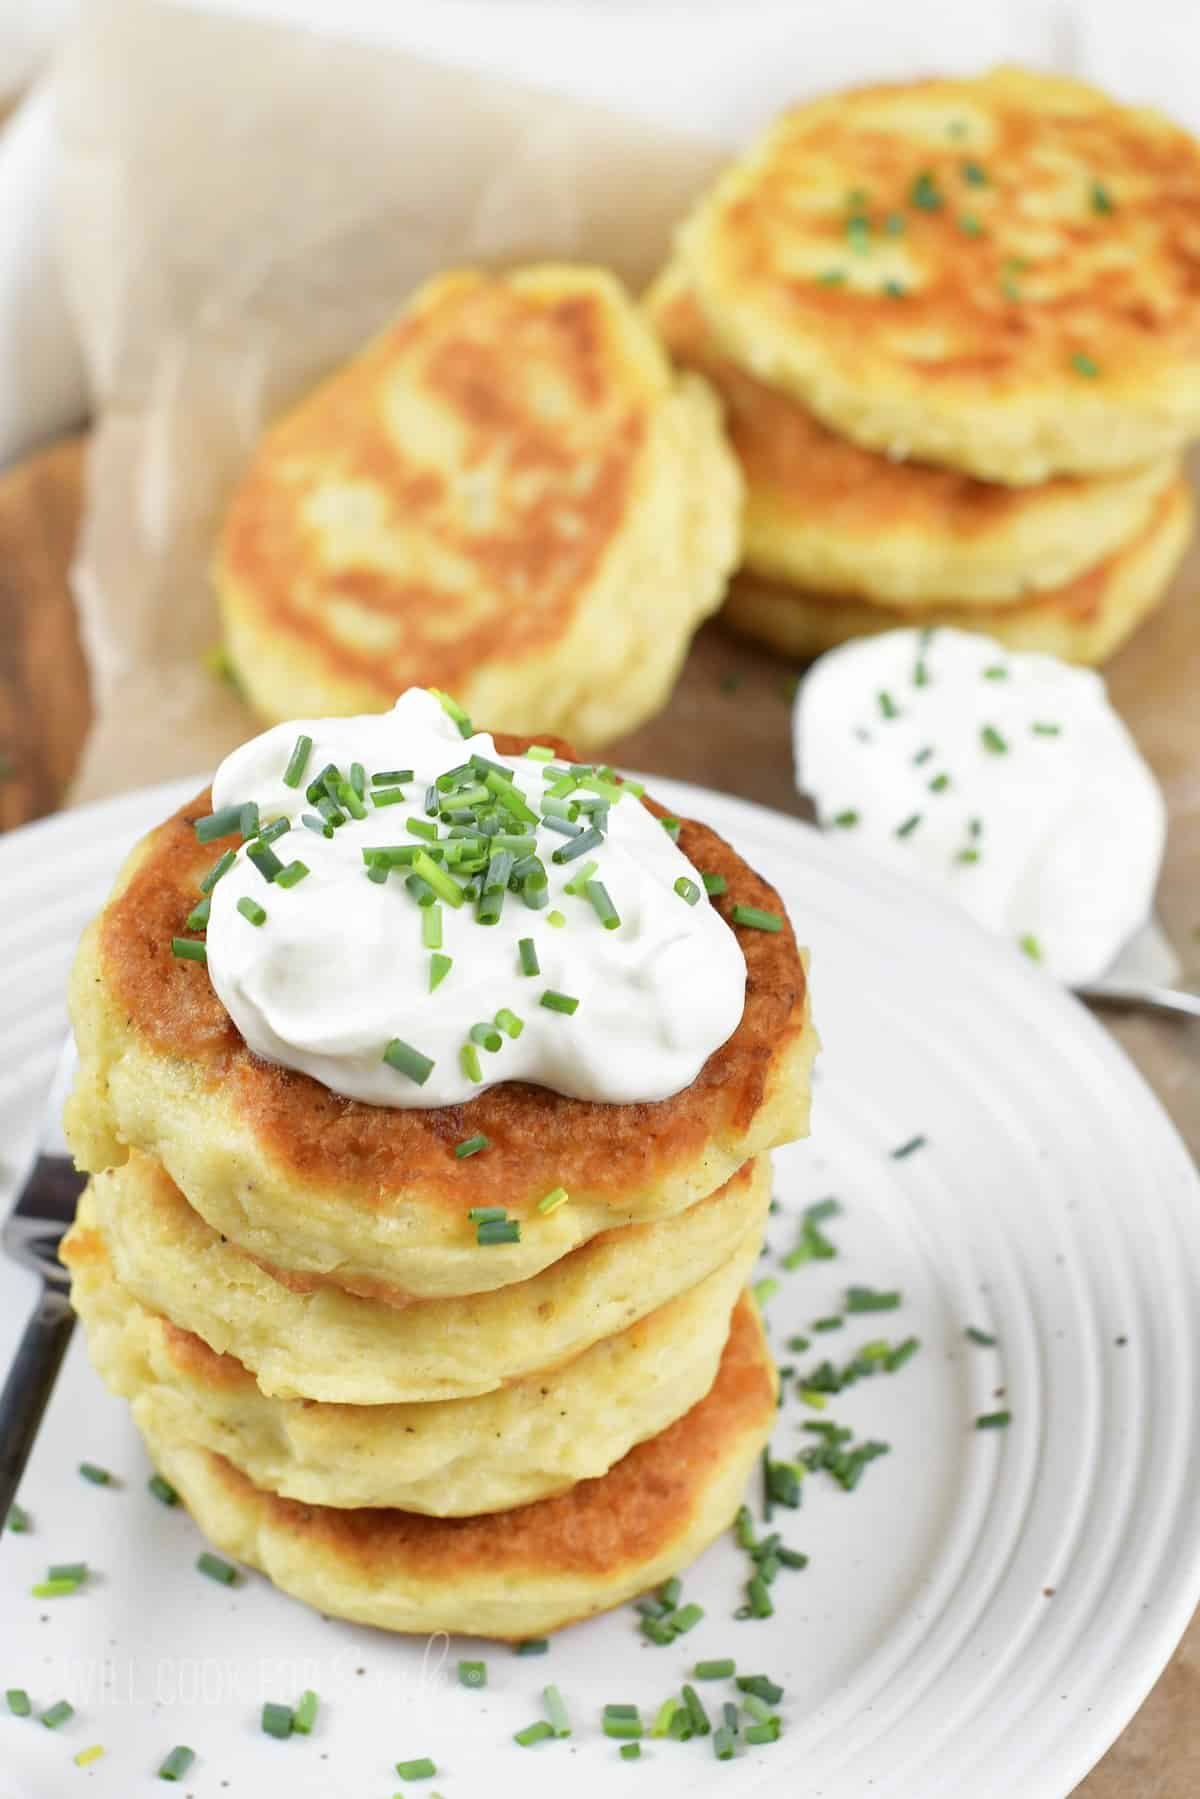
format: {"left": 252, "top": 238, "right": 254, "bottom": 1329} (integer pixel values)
{"left": 0, "top": 433, "right": 1198, "bottom": 1795}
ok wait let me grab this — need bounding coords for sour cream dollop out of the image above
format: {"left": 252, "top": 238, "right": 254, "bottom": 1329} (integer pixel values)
{"left": 794, "top": 629, "right": 1165, "bottom": 985}
{"left": 207, "top": 689, "right": 746, "bottom": 1107}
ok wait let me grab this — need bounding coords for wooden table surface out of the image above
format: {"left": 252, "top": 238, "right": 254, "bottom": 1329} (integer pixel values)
{"left": 2, "top": 435, "right": 1198, "bottom": 1796}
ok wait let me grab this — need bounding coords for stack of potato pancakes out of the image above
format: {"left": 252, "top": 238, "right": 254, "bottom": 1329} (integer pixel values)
{"left": 59, "top": 749, "right": 816, "bottom": 1639}
{"left": 649, "top": 68, "right": 1200, "bottom": 667}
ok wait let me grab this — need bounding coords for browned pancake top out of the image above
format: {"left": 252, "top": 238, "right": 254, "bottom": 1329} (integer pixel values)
{"left": 217, "top": 270, "right": 661, "bottom": 696}
{"left": 206, "top": 1294, "right": 773, "bottom": 1577}
{"left": 96, "top": 735, "right": 807, "bottom": 1213}
{"left": 697, "top": 70, "right": 1200, "bottom": 391}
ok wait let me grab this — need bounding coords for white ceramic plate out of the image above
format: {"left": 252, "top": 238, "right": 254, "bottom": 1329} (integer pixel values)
{"left": 2, "top": 775, "right": 1199, "bottom": 1799}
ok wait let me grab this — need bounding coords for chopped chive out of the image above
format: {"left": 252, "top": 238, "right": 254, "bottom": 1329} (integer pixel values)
{"left": 891, "top": 1134, "right": 926, "bottom": 1159}
{"left": 196, "top": 1551, "right": 238, "bottom": 1585}
{"left": 736, "top": 1675, "right": 783, "bottom": 1704}
{"left": 1070, "top": 351, "right": 1100, "bottom": 378}
{"left": 514, "top": 1721, "right": 554, "bottom": 1747}
{"left": 477, "top": 1218, "right": 521, "bottom": 1246}
{"left": 961, "top": 158, "right": 988, "bottom": 185}
{"left": 895, "top": 813, "right": 922, "bottom": 839}
{"left": 547, "top": 910, "right": 566, "bottom": 927}
{"left": 395, "top": 1757, "right": 437, "bottom": 1780}
{"left": 194, "top": 804, "right": 245, "bottom": 844}
{"left": 460, "top": 1043, "right": 483, "bottom": 1083}
{"left": 537, "top": 1186, "right": 569, "bottom": 1215}
{"left": 666, "top": 1602, "right": 704, "bottom": 1635}
{"left": 429, "top": 953, "right": 452, "bottom": 993}
{"left": 515, "top": 1639, "right": 549, "bottom": 1656}
{"left": 147, "top": 1474, "right": 178, "bottom": 1507}
{"left": 32, "top": 1577, "right": 80, "bottom": 1598}
{"left": 976, "top": 1410, "right": 1012, "bottom": 1430}
{"left": 620, "top": 1742, "right": 641, "bottom": 1761}
{"left": 275, "top": 860, "right": 309, "bottom": 888}
{"left": 913, "top": 658, "right": 930, "bottom": 686}
{"left": 383, "top": 1038, "right": 435, "bottom": 1085}
{"left": 603, "top": 1715, "right": 643, "bottom": 1740}
{"left": 966, "top": 1325, "right": 997, "bottom": 1347}
{"left": 544, "top": 1685, "right": 571, "bottom": 1738}
{"left": 407, "top": 816, "right": 439, "bottom": 842}
{"left": 744, "top": 1721, "right": 779, "bottom": 1745}
{"left": 752, "top": 1278, "right": 779, "bottom": 1308}
{"left": 746, "top": 1575, "right": 774, "bottom": 1618}
{"left": 48, "top": 1561, "right": 88, "bottom": 1583}
{"left": 585, "top": 880, "right": 621, "bottom": 930}
{"left": 929, "top": 773, "right": 951, "bottom": 793}
{"left": 713, "top": 1726, "right": 736, "bottom": 1760}
{"left": 660, "top": 817, "right": 681, "bottom": 842}
{"left": 885, "top": 1337, "right": 920, "bottom": 1372}
{"left": 694, "top": 1659, "right": 736, "bottom": 1681}
{"left": 1032, "top": 721, "right": 1061, "bottom": 736}
{"left": 458, "top": 1660, "right": 487, "bottom": 1689}
{"left": 551, "top": 827, "right": 604, "bottom": 866}
{"left": 199, "top": 848, "right": 237, "bottom": 893}
{"left": 846, "top": 1286, "right": 902, "bottom": 1313}
{"left": 421, "top": 904, "right": 443, "bottom": 950}
{"left": 651, "top": 1698, "right": 680, "bottom": 1736}
{"left": 41, "top": 1700, "right": 74, "bottom": 1729}
{"left": 157, "top": 1744, "right": 195, "bottom": 1781}
{"left": 525, "top": 744, "right": 555, "bottom": 761}
{"left": 956, "top": 848, "right": 981, "bottom": 866}
{"left": 291, "top": 1690, "right": 319, "bottom": 1735}
{"left": 349, "top": 762, "right": 366, "bottom": 799}
{"left": 910, "top": 169, "right": 942, "bottom": 209}
{"left": 335, "top": 780, "right": 366, "bottom": 821}
{"left": 468, "top": 1206, "right": 506, "bottom": 1224}
{"left": 702, "top": 872, "right": 727, "bottom": 896}
{"left": 878, "top": 690, "right": 899, "bottom": 719}
{"left": 540, "top": 990, "right": 579, "bottom": 1015}
{"left": 371, "top": 786, "right": 406, "bottom": 808}
{"left": 674, "top": 876, "right": 701, "bottom": 907}
{"left": 470, "top": 1021, "right": 502, "bottom": 1053}
{"left": 495, "top": 1007, "right": 524, "bottom": 1040}
{"left": 6, "top": 1689, "right": 31, "bottom": 1716}
{"left": 831, "top": 809, "right": 859, "bottom": 829}
{"left": 682, "top": 1685, "right": 711, "bottom": 1736}
{"left": 372, "top": 768, "right": 413, "bottom": 786}
{"left": 431, "top": 687, "right": 473, "bottom": 737}
{"left": 563, "top": 859, "right": 599, "bottom": 897}
{"left": 741, "top": 1694, "right": 776, "bottom": 1726}
{"left": 79, "top": 1462, "right": 112, "bottom": 1486}
{"left": 981, "top": 725, "right": 1008, "bottom": 754}
{"left": 257, "top": 816, "right": 290, "bottom": 847}
{"left": 412, "top": 849, "right": 465, "bottom": 908}
{"left": 455, "top": 1134, "right": 489, "bottom": 1159}
{"left": 171, "top": 936, "right": 208, "bottom": 963}
{"left": 541, "top": 794, "right": 580, "bottom": 823}
{"left": 236, "top": 897, "right": 267, "bottom": 927}
{"left": 1019, "top": 933, "right": 1042, "bottom": 962}
{"left": 302, "top": 812, "right": 334, "bottom": 838}
{"left": 731, "top": 905, "right": 783, "bottom": 933}
{"left": 518, "top": 937, "right": 540, "bottom": 977}
{"left": 261, "top": 1702, "right": 292, "bottom": 1740}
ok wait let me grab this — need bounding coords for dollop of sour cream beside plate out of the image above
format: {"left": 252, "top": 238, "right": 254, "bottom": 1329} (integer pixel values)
{"left": 794, "top": 628, "right": 1165, "bottom": 986}
{"left": 206, "top": 688, "right": 747, "bottom": 1108}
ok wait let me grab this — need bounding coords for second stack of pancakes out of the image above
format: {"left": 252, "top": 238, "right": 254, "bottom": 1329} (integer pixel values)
{"left": 649, "top": 67, "right": 1200, "bottom": 666}
{"left": 61, "top": 737, "right": 815, "bottom": 1639}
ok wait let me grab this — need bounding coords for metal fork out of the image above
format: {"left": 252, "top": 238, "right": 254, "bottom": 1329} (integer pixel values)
{"left": 0, "top": 1038, "right": 85, "bottom": 1527}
